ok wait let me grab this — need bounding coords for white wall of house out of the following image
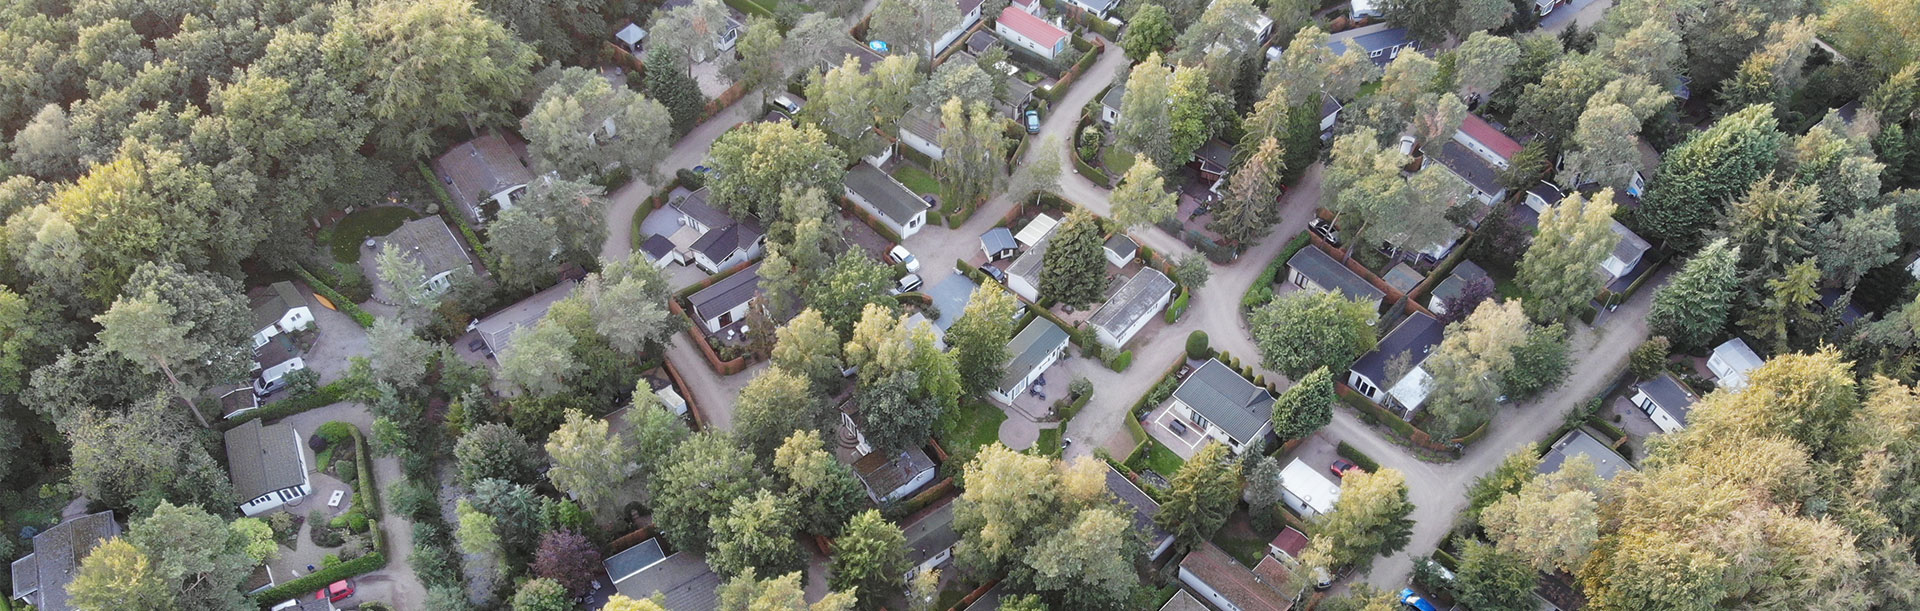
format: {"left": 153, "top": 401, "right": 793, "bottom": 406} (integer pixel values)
{"left": 904, "top": 544, "right": 956, "bottom": 583}
{"left": 1601, "top": 250, "right": 1641, "bottom": 280}
{"left": 1279, "top": 459, "right": 1340, "bottom": 517}
{"left": 647, "top": 250, "right": 683, "bottom": 269}
{"left": 1007, "top": 272, "right": 1041, "bottom": 302}
{"left": 252, "top": 307, "right": 314, "bottom": 348}
{"left": 1346, "top": 370, "right": 1386, "bottom": 403}
{"left": 1102, "top": 104, "right": 1120, "bottom": 125}
{"left": 876, "top": 467, "right": 936, "bottom": 504}
{"left": 700, "top": 301, "right": 753, "bottom": 333}
{"left": 901, "top": 128, "right": 945, "bottom": 161}
{"left": 1178, "top": 567, "right": 1243, "bottom": 611}
{"left": 931, "top": 3, "right": 983, "bottom": 57}
{"left": 1287, "top": 267, "right": 1324, "bottom": 291}
{"left": 693, "top": 238, "right": 765, "bottom": 274}
{"left": 424, "top": 270, "right": 457, "bottom": 295}
{"left": 238, "top": 428, "right": 311, "bottom": 517}
{"left": 1629, "top": 390, "right": 1685, "bottom": 433}
{"left": 1170, "top": 398, "right": 1264, "bottom": 454}
{"left": 1451, "top": 130, "right": 1512, "bottom": 169}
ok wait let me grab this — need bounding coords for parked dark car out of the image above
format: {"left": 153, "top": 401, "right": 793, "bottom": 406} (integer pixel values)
{"left": 1025, "top": 109, "right": 1041, "bottom": 133}
{"left": 979, "top": 264, "right": 1007, "bottom": 284}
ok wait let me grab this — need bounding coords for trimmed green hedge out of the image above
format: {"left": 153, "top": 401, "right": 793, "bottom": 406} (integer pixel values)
{"left": 220, "top": 378, "right": 362, "bottom": 430}
{"left": 253, "top": 552, "right": 387, "bottom": 608}
{"left": 1106, "top": 350, "right": 1133, "bottom": 371}
{"left": 1336, "top": 441, "right": 1379, "bottom": 472}
{"left": 1336, "top": 384, "right": 1422, "bottom": 439}
{"left": 1242, "top": 232, "right": 1311, "bottom": 311}
{"left": 1164, "top": 288, "right": 1191, "bottom": 323}
{"left": 294, "top": 265, "right": 375, "bottom": 328}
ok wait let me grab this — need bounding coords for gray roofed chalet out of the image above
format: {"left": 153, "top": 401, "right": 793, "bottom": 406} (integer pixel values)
{"left": 1105, "top": 464, "right": 1175, "bottom": 557}
{"left": 433, "top": 131, "right": 533, "bottom": 215}
{"left": 1430, "top": 261, "right": 1488, "bottom": 306}
{"left": 844, "top": 163, "right": 928, "bottom": 233}
{"left": 998, "top": 318, "right": 1070, "bottom": 396}
{"left": 380, "top": 216, "right": 473, "bottom": 290}
{"left": 1540, "top": 429, "right": 1634, "bottom": 481}
{"left": 603, "top": 537, "right": 721, "bottom": 610}
{"left": 1088, "top": 268, "right": 1174, "bottom": 347}
{"left": 1104, "top": 234, "right": 1138, "bottom": 260}
{"left": 1174, "top": 359, "right": 1276, "bottom": 445}
{"left": 1350, "top": 312, "right": 1444, "bottom": 386}
{"left": 1432, "top": 140, "right": 1504, "bottom": 197}
{"left": 224, "top": 419, "right": 307, "bottom": 505}
{"left": 672, "top": 187, "right": 736, "bottom": 232}
{"left": 1286, "top": 246, "right": 1385, "bottom": 305}
{"left": 10, "top": 511, "right": 120, "bottom": 611}
{"left": 251, "top": 281, "right": 309, "bottom": 331}
{"left": 688, "top": 261, "right": 763, "bottom": 325}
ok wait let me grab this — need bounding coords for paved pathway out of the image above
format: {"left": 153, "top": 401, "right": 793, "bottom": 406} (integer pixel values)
{"left": 281, "top": 403, "right": 425, "bottom": 609}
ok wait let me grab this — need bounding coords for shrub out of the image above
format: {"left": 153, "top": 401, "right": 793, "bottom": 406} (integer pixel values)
{"left": 1107, "top": 350, "right": 1133, "bottom": 371}
{"left": 315, "top": 421, "right": 356, "bottom": 446}
{"left": 1164, "top": 289, "right": 1191, "bottom": 323}
{"left": 1336, "top": 441, "right": 1380, "bottom": 472}
{"left": 1186, "top": 331, "right": 1211, "bottom": 360}
{"left": 1069, "top": 378, "right": 1094, "bottom": 399}
{"left": 285, "top": 368, "right": 320, "bottom": 397}
{"left": 1630, "top": 336, "right": 1671, "bottom": 379}
{"left": 1146, "top": 376, "right": 1178, "bottom": 407}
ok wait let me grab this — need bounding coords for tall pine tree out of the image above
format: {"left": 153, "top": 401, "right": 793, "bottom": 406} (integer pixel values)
{"left": 1038, "top": 210, "right": 1109, "bottom": 308}
{"left": 1646, "top": 238, "right": 1741, "bottom": 352}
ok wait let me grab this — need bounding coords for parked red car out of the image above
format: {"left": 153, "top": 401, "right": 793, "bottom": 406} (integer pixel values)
{"left": 315, "top": 580, "right": 354, "bottom": 603}
{"left": 1330, "top": 459, "right": 1363, "bottom": 479}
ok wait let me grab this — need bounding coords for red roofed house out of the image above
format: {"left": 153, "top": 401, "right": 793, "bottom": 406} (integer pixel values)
{"left": 1267, "top": 526, "right": 1309, "bottom": 563}
{"left": 995, "top": 7, "right": 1069, "bottom": 60}
{"left": 1453, "top": 113, "right": 1523, "bottom": 169}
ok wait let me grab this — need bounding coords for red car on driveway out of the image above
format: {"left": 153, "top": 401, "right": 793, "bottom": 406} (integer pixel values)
{"left": 315, "top": 580, "right": 354, "bottom": 603}
{"left": 1330, "top": 459, "right": 1363, "bottom": 479}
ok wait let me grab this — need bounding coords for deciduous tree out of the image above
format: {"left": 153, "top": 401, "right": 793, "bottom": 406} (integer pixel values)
{"left": 771, "top": 308, "right": 844, "bottom": 390}
{"left": 68, "top": 538, "right": 170, "bottom": 611}
{"left": 523, "top": 67, "right": 672, "bottom": 181}
{"left": 1251, "top": 290, "right": 1378, "bottom": 378}
{"left": 531, "top": 529, "right": 602, "bottom": 596}
{"left": 734, "top": 367, "right": 827, "bottom": 458}
{"left": 1155, "top": 443, "right": 1240, "bottom": 550}
{"left": 948, "top": 285, "right": 1019, "bottom": 398}
{"left": 1454, "top": 540, "right": 1538, "bottom": 611}
{"left": 708, "top": 120, "right": 848, "bottom": 223}
{"left": 652, "top": 431, "right": 763, "bottom": 552}
{"left": 1305, "top": 468, "right": 1415, "bottom": 571}
{"left": 1454, "top": 33, "right": 1520, "bottom": 95}
{"left": 936, "top": 98, "right": 1007, "bottom": 209}
{"left": 1480, "top": 455, "right": 1602, "bottom": 572}
{"left": 1110, "top": 155, "right": 1177, "bottom": 229}
{"left": 1422, "top": 300, "right": 1533, "bottom": 436}
{"left": 831, "top": 510, "right": 909, "bottom": 610}
{"left": 456, "top": 423, "right": 543, "bottom": 487}
{"left": 773, "top": 431, "right": 870, "bottom": 537}
{"left": 1021, "top": 507, "right": 1142, "bottom": 609}
{"left": 336, "top": 0, "right": 538, "bottom": 156}
{"left": 125, "top": 501, "right": 261, "bottom": 610}
{"left": 1120, "top": 5, "right": 1175, "bottom": 60}
{"left": 498, "top": 315, "right": 581, "bottom": 397}
{"left": 709, "top": 490, "right": 805, "bottom": 579}
{"left": 807, "top": 252, "right": 898, "bottom": 337}
{"left": 1115, "top": 56, "right": 1174, "bottom": 168}
{"left": 1518, "top": 188, "right": 1617, "bottom": 321}
{"left": 545, "top": 410, "right": 635, "bottom": 522}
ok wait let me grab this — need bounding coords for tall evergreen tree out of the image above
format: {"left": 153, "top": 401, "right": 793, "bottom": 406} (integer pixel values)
{"left": 1646, "top": 238, "right": 1741, "bottom": 352}
{"left": 1271, "top": 367, "right": 1335, "bottom": 440}
{"left": 1037, "top": 211, "right": 1108, "bottom": 308}
{"left": 645, "top": 47, "right": 705, "bottom": 136}
{"left": 1517, "top": 189, "right": 1618, "bottom": 322}
{"left": 1153, "top": 443, "right": 1240, "bottom": 551}
{"left": 1637, "top": 104, "right": 1785, "bottom": 249}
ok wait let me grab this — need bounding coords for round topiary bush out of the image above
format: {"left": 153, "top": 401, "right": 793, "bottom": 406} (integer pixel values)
{"left": 1186, "top": 331, "right": 1211, "bottom": 360}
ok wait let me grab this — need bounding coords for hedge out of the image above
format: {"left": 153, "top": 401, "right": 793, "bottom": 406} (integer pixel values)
{"left": 1164, "top": 288, "right": 1191, "bottom": 323}
{"left": 252, "top": 552, "right": 387, "bottom": 608}
{"left": 1186, "top": 330, "right": 1211, "bottom": 360}
{"left": 1335, "top": 384, "right": 1422, "bottom": 439}
{"left": 1336, "top": 441, "right": 1379, "bottom": 472}
{"left": 294, "top": 265, "right": 375, "bottom": 328}
{"left": 416, "top": 161, "right": 492, "bottom": 267}
{"left": 1106, "top": 350, "right": 1133, "bottom": 371}
{"left": 219, "top": 378, "right": 362, "bottom": 430}
{"left": 1242, "top": 232, "right": 1311, "bottom": 310}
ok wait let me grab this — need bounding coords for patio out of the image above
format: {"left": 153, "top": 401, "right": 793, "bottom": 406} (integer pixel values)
{"left": 1002, "top": 359, "right": 1075, "bottom": 422}
{"left": 1143, "top": 400, "right": 1214, "bottom": 461}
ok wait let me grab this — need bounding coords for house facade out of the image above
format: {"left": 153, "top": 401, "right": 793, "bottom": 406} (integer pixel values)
{"left": 995, "top": 7, "right": 1069, "bottom": 60}
{"left": 1101, "top": 82, "right": 1126, "bottom": 125}
{"left": 250, "top": 281, "right": 313, "bottom": 349}
{"left": 1346, "top": 312, "right": 1444, "bottom": 416}
{"left": 1426, "top": 261, "right": 1487, "bottom": 317}
{"left": 931, "top": 0, "right": 985, "bottom": 57}
{"left": 432, "top": 132, "right": 534, "bottom": 223}
{"left": 1630, "top": 373, "right": 1697, "bottom": 433}
{"left": 1601, "top": 221, "right": 1651, "bottom": 281}
{"left": 1170, "top": 359, "right": 1276, "bottom": 454}
{"left": 980, "top": 227, "right": 1018, "bottom": 261}
{"left": 844, "top": 163, "right": 929, "bottom": 239}
{"left": 688, "top": 261, "right": 763, "bottom": 333}
{"left": 1103, "top": 234, "right": 1138, "bottom": 268}
{"left": 852, "top": 445, "right": 938, "bottom": 503}
{"left": 903, "top": 501, "right": 961, "bottom": 583}
{"left": 225, "top": 419, "right": 311, "bottom": 516}
{"left": 991, "top": 318, "right": 1070, "bottom": 403}
{"left": 670, "top": 187, "right": 766, "bottom": 274}
{"left": 1326, "top": 26, "right": 1416, "bottom": 66}
{"left": 380, "top": 216, "right": 474, "bottom": 295}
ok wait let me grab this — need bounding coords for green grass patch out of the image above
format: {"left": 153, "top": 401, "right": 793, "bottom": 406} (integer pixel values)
{"left": 330, "top": 207, "right": 420, "bottom": 263}
{"left": 1211, "top": 514, "right": 1278, "bottom": 568}
{"left": 891, "top": 164, "right": 955, "bottom": 209}
{"left": 1101, "top": 146, "right": 1135, "bottom": 178}
{"left": 1034, "top": 428, "right": 1062, "bottom": 456}
{"left": 938, "top": 401, "right": 1008, "bottom": 453}
{"left": 1138, "top": 439, "right": 1186, "bottom": 477}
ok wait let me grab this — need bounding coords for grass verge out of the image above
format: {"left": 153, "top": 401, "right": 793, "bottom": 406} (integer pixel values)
{"left": 329, "top": 207, "right": 420, "bottom": 263}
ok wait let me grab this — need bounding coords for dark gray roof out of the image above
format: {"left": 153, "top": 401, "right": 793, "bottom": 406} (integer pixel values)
{"left": 10, "top": 511, "right": 120, "bottom": 611}
{"left": 981, "top": 227, "right": 1017, "bottom": 254}
{"left": 1320, "top": 94, "right": 1343, "bottom": 120}
{"left": 1528, "top": 181, "right": 1564, "bottom": 206}
{"left": 1286, "top": 246, "right": 1385, "bottom": 304}
{"left": 1430, "top": 261, "right": 1488, "bottom": 304}
{"left": 1609, "top": 221, "right": 1651, "bottom": 265}
{"left": 1173, "top": 359, "right": 1274, "bottom": 443}
{"left": 1636, "top": 373, "right": 1697, "bottom": 421}
{"left": 966, "top": 30, "right": 998, "bottom": 54}
{"left": 904, "top": 501, "right": 961, "bottom": 566}
{"left": 1382, "top": 263, "right": 1422, "bottom": 293}
{"left": 1088, "top": 269, "right": 1174, "bottom": 339}
{"left": 1102, "top": 82, "right": 1126, "bottom": 111}
{"left": 251, "top": 281, "right": 308, "bottom": 331}
{"left": 845, "top": 163, "right": 926, "bottom": 226}
{"left": 1434, "top": 141, "right": 1504, "bottom": 196}
{"left": 829, "top": 41, "right": 885, "bottom": 73}
{"left": 607, "top": 544, "right": 720, "bottom": 611}
{"left": 1193, "top": 139, "right": 1235, "bottom": 172}
{"left": 1328, "top": 27, "right": 1413, "bottom": 55}
{"left": 640, "top": 234, "right": 677, "bottom": 259}
{"left": 255, "top": 336, "right": 298, "bottom": 368}
{"left": 1105, "top": 464, "right": 1172, "bottom": 548}
{"left": 475, "top": 282, "right": 573, "bottom": 356}
{"left": 1539, "top": 429, "right": 1634, "bottom": 481}
{"left": 690, "top": 217, "right": 763, "bottom": 261}
{"left": 1104, "top": 234, "right": 1138, "bottom": 260}
{"left": 224, "top": 419, "right": 306, "bottom": 501}
{"left": 1007, "top": 236, "right": 1050, "bottom": 284}
{"left": 998, "top": 319, "right": 1069, "bottom": 395}
{"left": 853, "top": 445, "right": 936, "bottom": 500}
{"left": 1350, "top": 312, "right": 1442, "bottom": 385}
{"left": 433, "top": 132, "right": 532, "bottom": 205}
{"left": 672, "top": 187, "right": 735, "bottom": 231}
{"left": 382, "top": 217, "right": 472, "bottom": 279}
{"left": 688, "top": 260, "right": 763, "bottom": 323}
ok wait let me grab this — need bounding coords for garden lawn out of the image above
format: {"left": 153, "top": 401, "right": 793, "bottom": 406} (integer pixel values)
{"left": 1034, "top": 428, "right": 1062, "bottom": 456}
{"left": 329, "top": 206, "right": 421, "bottom": 263}
{"left": 891, "top": 164, "right": 953, "bottom": 207}
{"left": 1211, "top": 510, "right": 1280, "bottom": 567}
{"left": 1138, "top": 439, "right": 1186, "bottom": 478}
{"left": 1102, "top": 146, "right": 1136, "bottom": 179}
{"left": 939, "top": 401, "right": 1007, "bottom": 453}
